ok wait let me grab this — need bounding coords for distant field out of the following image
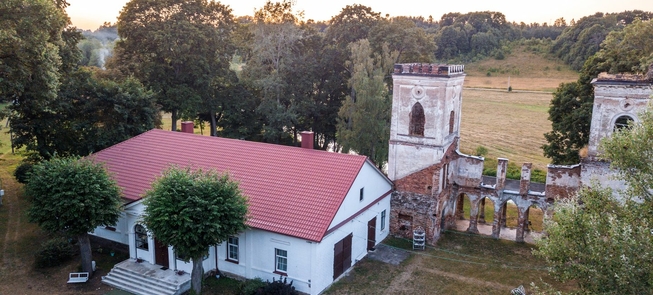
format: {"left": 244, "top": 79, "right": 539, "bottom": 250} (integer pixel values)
{"left": 459, "top": 47, "right": 578, "bottom": 170}
{"left": 458, "top": 89, "right": 553, "bottom": 170}
{"left": 464, "top": 47, "right": 578, "bottom": 92}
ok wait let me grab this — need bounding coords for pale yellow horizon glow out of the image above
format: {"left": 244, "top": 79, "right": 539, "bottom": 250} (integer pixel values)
{"left": 66, "top": 0, "right": 653, "bottom": 31}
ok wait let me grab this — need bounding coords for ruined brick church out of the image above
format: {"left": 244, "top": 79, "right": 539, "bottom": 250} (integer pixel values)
{"left": 387, "top": 63, "right": 653, "bottom": 244}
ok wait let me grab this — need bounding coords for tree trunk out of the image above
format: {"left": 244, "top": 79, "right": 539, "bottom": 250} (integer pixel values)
{"left": 171, "top": 109, "right": 178, "bottom": 132}
{"left": 191, "top": 256, "right": 204, "bottom": 294}
{"left": 78, "top": 233, "right": 94, "bottom": 275}
{"left": 210, "top": 109, "right": 217, "bottom": 137}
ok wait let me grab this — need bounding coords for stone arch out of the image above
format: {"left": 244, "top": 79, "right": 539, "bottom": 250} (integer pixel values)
{"left": 525, "top": 204, "right": 545, "bottom": 233}
{"left": 449, "top": 110, "right": 455, "bottom": 134}
{"left": 409, "top": 102, "right": 425, "bottom": 136}
{"left": 613, "top": 114, "right": 635, "bottom": 131}
{"left": 477, "top": 197, "right": 495, "bottom": 225}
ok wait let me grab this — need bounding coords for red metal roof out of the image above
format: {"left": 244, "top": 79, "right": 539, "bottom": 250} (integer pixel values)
{"left": 91, "top": 129, "right": 368, "bottom": 242}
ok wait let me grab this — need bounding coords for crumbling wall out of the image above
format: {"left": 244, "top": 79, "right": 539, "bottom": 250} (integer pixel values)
{"left": 545, "top": 164, "right": 582, "bottom": 200}
{"left": 452, "top": 152, "right": 483, "bottom": 187}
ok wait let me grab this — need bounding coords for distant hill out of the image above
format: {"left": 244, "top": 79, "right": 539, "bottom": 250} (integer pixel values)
{"left": 463, "top": 43, "right": 578, "bottom": 92}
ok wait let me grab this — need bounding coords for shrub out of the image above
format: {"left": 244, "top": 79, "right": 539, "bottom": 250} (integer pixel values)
{"left": 14, "top": 162, "right": 34, "bottom": 184}
{"left": 256, "top": 276, "right": 298, "bottom": 295}
{"left": 508, "top": 86, "right": 513, "bottom": 92}
{"left": 474, "top": 146, "right": 488, "bottom": 157}
{"left": 35, "top": 237, "right": 75, "bottom": 268}
{"left": 241, "top": 277, "right": 266, "bottom": 295}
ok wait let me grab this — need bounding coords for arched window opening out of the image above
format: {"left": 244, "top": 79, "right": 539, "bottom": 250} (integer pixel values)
{"left": 409, "top": 103, "right": 425, "bottom": 136}
{"left": 449, "top": 110, "right": 455, "bottom": 134}
{"left": 614, "top": 115, "right": 634, "bottom": 131}
{"left": 135, "top": 224, "right": 148, "bottom": 250}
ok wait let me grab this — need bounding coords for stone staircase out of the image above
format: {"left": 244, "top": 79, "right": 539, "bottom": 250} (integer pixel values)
{"left": 102, "top": 260, "right": 191, "bottom": 295}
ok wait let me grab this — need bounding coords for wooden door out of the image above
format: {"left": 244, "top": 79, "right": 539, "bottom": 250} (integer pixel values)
{"left": 333, "top": 234, "right": 352, "bottom": 280}
{"left": 154, "top": 238, "right": 169, "bottom": 268}
{"left": 367, "top": 217, "right": 376, "bottom": 251}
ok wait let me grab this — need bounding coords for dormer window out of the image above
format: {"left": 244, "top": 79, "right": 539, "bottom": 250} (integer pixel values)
{"left": 409, "top": 103, "right": 425, "bottom": 136}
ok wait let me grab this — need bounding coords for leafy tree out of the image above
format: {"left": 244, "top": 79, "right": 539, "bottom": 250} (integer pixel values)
{"left": 543, "top": 20, "right": 653, "bottom": 164}
{"left": 241, "top": 0, "right": 306, "bottom": 144}
{"left": 336, "top": 39, "right": 396, "bottom": 169}
{"left": 369, "top": 17, "right": 435, "bottom": 63}
{"left": 26, "top": 157, "right": 122, "bottom": 274}
{"left": 0, "top": 0, "right": 68, "bottom": 101}
{"left": 551, "top": 11, "right": 653, "bottom": 71}
{"left": 325, "top": 4, "right": 381, "bottom": 47}
{"left": 114, "top": 0, "right": 235, "bottom": 131}
{"left": 536, "top": 103, "right": 653, "bottom": 294}
{"left": 8, "top": 67, "right": 159, "bottom": 159}
{"left": 143, "top": 166, "right": 248, "bottom": 295}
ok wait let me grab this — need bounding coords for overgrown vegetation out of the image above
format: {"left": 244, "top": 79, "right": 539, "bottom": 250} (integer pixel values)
{"left": 482, "top": 153, "right": 547, "bottom": 183}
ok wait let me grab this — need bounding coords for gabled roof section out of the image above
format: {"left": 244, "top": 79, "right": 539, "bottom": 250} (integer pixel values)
{"left": 91, "top": 129, "right": 369, "bottom": 242}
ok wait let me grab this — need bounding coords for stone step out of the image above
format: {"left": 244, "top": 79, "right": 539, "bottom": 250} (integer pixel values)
{"left": 103, "top": 269, "right": 177, "bottom": 295}
{"left": 102, "top": 275, "right": 167, "bottom": 295}
{"left": 108, "top": 266, "right": 180, "bottom": 291}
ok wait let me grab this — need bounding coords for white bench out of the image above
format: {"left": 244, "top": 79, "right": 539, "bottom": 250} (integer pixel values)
{"left": 67, "top": 272, "right": 89, "bottom": 283}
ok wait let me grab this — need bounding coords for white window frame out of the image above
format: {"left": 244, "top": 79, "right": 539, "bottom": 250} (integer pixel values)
{"left": 275, "top": 248, "right": 288, "bottom": 273}
{"left": 135, "top": 224, "right": 148, "bottom": 250}
{"left": 227, "top": 237, "right": 239, "bottom": 262}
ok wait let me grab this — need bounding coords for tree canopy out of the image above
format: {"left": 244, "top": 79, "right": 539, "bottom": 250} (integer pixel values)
{"left": 26, "top": 157, "right": 122, "bottom": 274}
{"left": 337, "top": 39, "right": 396, "bottom": 169}
{"left": 114, "top": 0, "right": 236, "bottom": 132}
{"left": 536, "top": 103, "right": 653, "bottom": 293}
{"left": 143, "top": 166, "right": 248, "bottom": 294}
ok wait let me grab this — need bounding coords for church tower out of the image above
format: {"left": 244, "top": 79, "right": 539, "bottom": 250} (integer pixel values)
{"left": 388, "top": 64, "right": 466, "bottom": 181}
{"left": 586, "top": 73, "right": 653, "bottom": 159}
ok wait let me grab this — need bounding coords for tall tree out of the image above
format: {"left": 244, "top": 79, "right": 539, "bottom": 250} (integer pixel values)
{"left": 536, "top": 103, "right": 653, "bottom": 293}
{"left": 369, "top": 17, "right": 435, "bottom": 63}
{"left": 543, "top": 19, "right": 653, "bottom": 164}
{"left": 143, "top": 166, "right": 248, "bottom": 295}
{"left": 336, "top": 39, "right": 396, "bottom": 169}
{"left": 114, "top": 0, "right": 235, "bottom": 131}
{"left": 0, "top": 0, "right": 83, "bottom": 158}
{"left": 241, "top": 0, "right": 305, "bottom": 144}
{"left": 26, "top": 157, "right": 122, "bottom": 274}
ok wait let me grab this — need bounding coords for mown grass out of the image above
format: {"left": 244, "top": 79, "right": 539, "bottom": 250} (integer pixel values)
{"left": 464, "top": 46, "right": 578, "bottom": 91}
{"left": 458, "top": 89, "right": 554, "bottom": 170}
{"left": 325, "top": 234, "right": 573, "bottom": 295}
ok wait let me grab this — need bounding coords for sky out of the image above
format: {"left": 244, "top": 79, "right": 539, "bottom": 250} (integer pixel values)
{"left": 66, "top": 0, "right": 653, "bottom": 31}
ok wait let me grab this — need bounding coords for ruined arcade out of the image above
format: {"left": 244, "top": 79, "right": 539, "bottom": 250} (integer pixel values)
{"left": 388, "top": 63, "right": 653, "bottom": 245}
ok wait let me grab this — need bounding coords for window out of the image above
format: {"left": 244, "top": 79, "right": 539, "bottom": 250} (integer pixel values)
{"left": 614, "top": 115, "right": 634, "bottom": 131}
{"left": 381, "top": 210, "right": 386, "bottom": 231}
{"left": 409, "top": 103, "right": 425, "bottom": 136}
{"left": 227, "top": 237, "right": 239, "bottom": 262}
{"left": 359, "top": 187, "right": 364, "bottom": 201}
{"left": 135, "top": 224, "right": 148, "bottom": 250}
{"left": 275, "top": 248, "right": 288, "bottom": 273}
{"left": 449, "top": 111, "right": 455, "bottom": 134}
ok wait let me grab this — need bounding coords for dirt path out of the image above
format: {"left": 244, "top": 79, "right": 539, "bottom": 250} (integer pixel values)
{"left": 0, "top": 155, "right": 22, "bottom": 276}
{"left": 384, "top": 254, "right": 423, "bottom": 293}
{"left": 421, "top": 267, "right": 514, "bottom": 291}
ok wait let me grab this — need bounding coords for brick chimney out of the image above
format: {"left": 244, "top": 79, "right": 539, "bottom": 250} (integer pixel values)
{"left": 181, "top": 121, "right": 194, "bottom": 134}
{"left": 300, "top": 131, "right": 314, "bottom": 149}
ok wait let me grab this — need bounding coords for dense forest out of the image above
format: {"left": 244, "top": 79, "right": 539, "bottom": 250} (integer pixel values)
{"left": 1, "top": 0, "right": 653, "bottom": 167}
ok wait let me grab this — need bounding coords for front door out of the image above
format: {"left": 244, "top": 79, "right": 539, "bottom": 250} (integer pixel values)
{"left": 154, "top": 238, "right": 169, "bottom": 268}
{"left": 367, "top": 217, "right": 376, "bottom": 251}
